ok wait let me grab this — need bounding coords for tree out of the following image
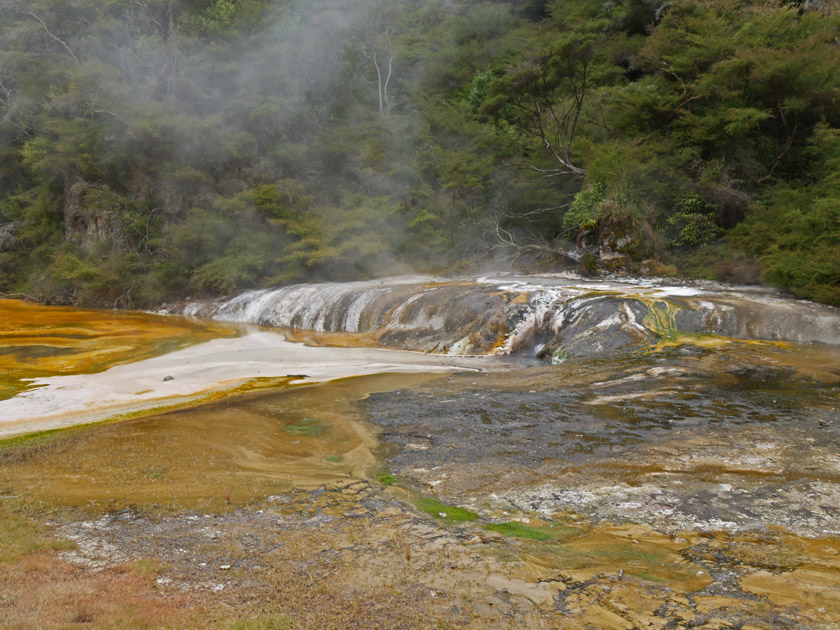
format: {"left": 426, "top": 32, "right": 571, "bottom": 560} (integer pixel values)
{"left": 484, "top": 35, "right": 595, "bottom": 179}
{"left": 0, "top": 1, "right": 78, "bottom": 63}
{"left": 362, "top": 26, "right": 395, "bottom": 116}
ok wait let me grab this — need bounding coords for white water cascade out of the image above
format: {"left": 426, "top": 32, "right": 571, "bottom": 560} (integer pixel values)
{"left": 175, "top": 274, "right": 840, "bottom": 360}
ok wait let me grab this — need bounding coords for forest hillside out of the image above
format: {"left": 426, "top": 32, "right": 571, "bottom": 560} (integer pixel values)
{"left": 0, "top": 0, "right": 838, "bottom": 307}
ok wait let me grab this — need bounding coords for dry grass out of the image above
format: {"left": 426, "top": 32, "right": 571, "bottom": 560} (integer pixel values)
{"left": 0, "top": 500, "right": 488, "bottom": 630}
{"left": 0, "top": 507, "right": 217, "bottom": 630}
{"left": 0, "top": 505, "right": 257, "bottom": 630}
{"left": 0, "top": 555, "right": 219, "bottom": 629}
{"left": 0, "top": 507, "right": 73, "bottom": 565}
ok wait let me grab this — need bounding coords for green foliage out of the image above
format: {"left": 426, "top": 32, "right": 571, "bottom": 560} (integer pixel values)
{"left": 413, "top": 497, "right": 479, "bottom": 525}
{"left": 665, "top": 196, "right": 720, "bottom": 247}
{"left": 376, "top": 473, "right": 398, "bottom": 486}
{"left": 728, "top": 122, "right": 840, "bottom": 304}
{"left": 179, "top": 0, "right": 269, "bottom": 37}
{"left": 665, "top": 211, "right": 719, "bottom": 247}
{"left": 0, "top": 0, "right": 838, "bottom": 305}
{"left": 484, "top": 521, "right": 555, "bottom": 540}
{"left": 283, "top": 418, "right": 326, "bottom": 436}
{"left": 563, "top": 182, "right": 606, "bottom": 232}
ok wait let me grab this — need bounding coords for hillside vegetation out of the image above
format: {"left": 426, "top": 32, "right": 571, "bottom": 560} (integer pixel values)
{"left": 0, "top": 0, "right": 838, "bottom": 306}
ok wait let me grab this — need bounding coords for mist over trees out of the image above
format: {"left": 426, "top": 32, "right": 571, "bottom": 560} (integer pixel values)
{"left": 0, "top": 0, "right": 838, "bottom": 307}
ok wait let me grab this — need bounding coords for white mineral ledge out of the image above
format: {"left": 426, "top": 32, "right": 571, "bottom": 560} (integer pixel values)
{"left": 0, "top": 331, "right": 491, "bottom": 439}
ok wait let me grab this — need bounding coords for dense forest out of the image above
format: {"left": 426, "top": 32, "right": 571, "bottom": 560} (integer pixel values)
{"left": 0, "top": 0, "right": 838, "bottom": 307}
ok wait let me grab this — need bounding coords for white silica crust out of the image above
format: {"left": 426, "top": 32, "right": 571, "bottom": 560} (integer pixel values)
{"left": 0, "top": 331, "right": 496, "bottom": 439}
{"left": 178, "top": 274, "right": 840, "bottom": 353}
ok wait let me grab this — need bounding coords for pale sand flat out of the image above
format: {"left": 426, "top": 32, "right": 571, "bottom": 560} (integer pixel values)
{"left": 0, "top": 331, "right": 497, "bottom": 439}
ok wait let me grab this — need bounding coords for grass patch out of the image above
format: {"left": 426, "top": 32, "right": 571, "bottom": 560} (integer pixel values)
{"left": 132, "top": 558, "right": 168, "bottom": 579}
{"left": 548, "top": 524, "right": 583, "bottom": 539}
{"left": 284, "top": 418, "right": 325, "bottom": 436}
{"left": 376, "top": 472, "right": 398, "bottom": 486}
{"left": 413, "top": 497, "right": 478, "bottom": 526}
{"left": 484, "top": 521, "right": 554, "bottom": 540}
{"left": 632, "top": 572, "right": 668, "bottom": 584}
{"left": 0, "top": 402, "right": 193, "bottom": 457}
{"left": 490, "top": 548, "right": 519, "bottom": 563}
{"left": 144, "top": 466, "right": 166, "bottom": 480}
{"left": 0, "top": 426, "right": 69, "bottom": 451}
{"left": 548, "top": 545, "right": 596, "bottom": 570}
{"left": 0, "top": 376, "right": 302, "bottom": 454}
{"left": 0, "top": 506, "right": 75, "bottom": 563}
{"left": 324, "top": 455, "right": 343, "bottom": 463}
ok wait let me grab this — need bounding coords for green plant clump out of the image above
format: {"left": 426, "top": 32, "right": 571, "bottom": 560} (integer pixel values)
{"left": 283, "top": 418, "right": 325, "bottom": 436}
{"left": 0, "top": 508, "right": 75, "bottom": 564}
{"left": 376, "top": 472, "right": 398, "bottom": 486}
{"left": 483, "top": 521, "right": 555, "bottom": 540}
{"left": 413, "top": 497, "right": 479, "bottom": 525}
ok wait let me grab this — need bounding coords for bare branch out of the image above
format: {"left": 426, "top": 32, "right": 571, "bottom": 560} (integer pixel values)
{"left": 496, "top": 43, "right": 594, "bottom": 179}
{"left": 362, "top": 30, "right": 384, "bottom": 114}
{"left": 487, "top": 195, "right": 588, "bottom": 266}
{"left": 0, "top": 291, "right": 43, "bottom": 303}
{"left": 363, "top": 26, "right": 395, "bottom": 116}
{"left": 4, "top": 3, "right": 78, "bottom": 63}
{"left": 525, "top": 84, "right": 586, "bottom": 178}
{"left": 759, "top": 108, "right": 799, "bottom": 183}
{"left": 0, "top": 68, "right": 12, "bottom": 106}
{"left": 505, "top": 202, "right": 572, "bottom": 218}
{"left": 383, "top": 27, "right": 393, "bottom": 116}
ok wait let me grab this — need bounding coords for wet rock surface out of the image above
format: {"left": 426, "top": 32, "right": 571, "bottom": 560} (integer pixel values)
{"left": 537, "top": 297, "right": 657, "bottom": 361}
{"left": 178, "top": 274, "right": 840, "bottom": 359}
{"left": 367, "top": 351, "right": 840, "bottom": 537}
{"left": 361, "top": 347, "right": 840, "bottom": 626}
{"left": 12, "top": 341, "right": 838, "bottom": 628}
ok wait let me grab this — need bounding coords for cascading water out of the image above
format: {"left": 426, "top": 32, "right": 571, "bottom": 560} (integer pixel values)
{"left": 176, "top": 274, "right": 840, "bottom": 360}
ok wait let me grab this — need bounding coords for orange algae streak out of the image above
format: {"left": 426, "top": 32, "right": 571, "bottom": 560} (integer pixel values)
{"left": 284, "top": 328, "right": 387, "bottom": 350}
{"left": 0, "top": 299, "right": 236, "bottom": 400}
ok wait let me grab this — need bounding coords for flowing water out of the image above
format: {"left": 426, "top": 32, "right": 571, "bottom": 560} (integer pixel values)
{"left": 3, "top": 276, "right": 840, "bottom": 629}
{"left": 179, "top": 274, "right": 840, "bottom": 356}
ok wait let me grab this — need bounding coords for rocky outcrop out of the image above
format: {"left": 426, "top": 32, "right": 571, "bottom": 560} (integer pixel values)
{"left": 0, "top": 221, "right": 17, "bottom": 252}
{"left": 63, "top": 180, "right": 125, "bottom": 251}
{"left": 176, "top": 275, "right": 840, "bottom": 361}
{"left": 537, "top": 297, "right": 658, "bottom": 362}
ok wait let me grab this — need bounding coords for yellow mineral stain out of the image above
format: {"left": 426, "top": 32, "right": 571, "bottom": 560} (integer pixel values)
{"left": 736, "top": 533, "right": 840, "bottom": 618}
{"left": 284, "top": 328, "right": 386, "bottom": 349}
{"left": 0, "top": 372, "right": 438, "bottom": 513}
{"left": 520, "top": 523, "right": 712, "bottom": 592}
{"left": 0, "top": 298, "right": 236, "bottom": 400}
